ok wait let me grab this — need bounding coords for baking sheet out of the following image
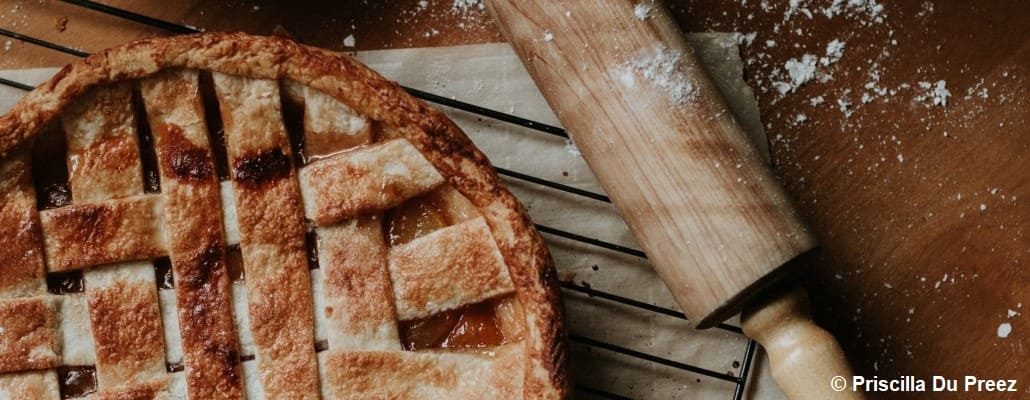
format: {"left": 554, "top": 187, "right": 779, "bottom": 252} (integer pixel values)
{"left": 0, "top": 36, "right": 785, "bottom": 399}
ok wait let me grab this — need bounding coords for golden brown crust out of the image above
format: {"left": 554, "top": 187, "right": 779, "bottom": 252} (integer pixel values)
{"left": 0, "top": 153, "right": 47, "bottom": 298}
{"left": 84, "top": 263, "right": 167, "bottom": 389}
{"left": 61, "top": 83, "right": 144, "bottom": 203}
{"left": 319, "top": 217, "right": 402, "bottom": 351}
{"left": 321, "top": 345, "right": 524, "bottom": 399}
{"left": 388, "top": 217, "right": 516, "bottom": 320}
{"left": 85, "top": 377, "right": 170, "bottom": 400}
{"left": 140, "top": 69, "right": 244, "bottom": 399}
{"left": 38, "top": 194, "right": 168, "bottom": 271}
{"left": 213, "top": 73, "right": 320, "bottom": 398}
{"left": 0, "top": 32, "right": 566, "bottom": 398}
{"left": 0, "top": 370, "right": 60, "bottom": 399}
{"left": 0, "top": 297, "right": 60, "bottom": 373}
{"left": 293, "top": 81, "right": 374, "bottom": 156}
{"left": 299, "top": 138, "right": 446, "bottom": 226}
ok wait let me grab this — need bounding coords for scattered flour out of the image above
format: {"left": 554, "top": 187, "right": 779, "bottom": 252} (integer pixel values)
{"left": 542, "top": 31, "right": 553, "bottom": 42}
{"left": 342, "top": 34, "right": 356, "bottom": 48}
{"left": 736, "top": 32, "right": 758, "bottom": 46}
{"left": 913, "top": 80, "right": 951, "bottom": 107}
{"left": 633, "top": 3, "right": 653, "bottom": 21}
{"left": 3, "top": 40, "right": 10, "bottom": 52}
{"left": 997, "top": 322, "right": 1012, "bottom": 338}
{"left": 564, "top": 139, "right": 581, "bottom": 157}
{"left": 452, "top": 0, "right": 485, "bottom": 12}
{"left": 784, "top": 0, "right": 814, "bottom": 20}
{"left": 774, "top": 54, "right": 817, "bottom": 94}
{"left": 822, "top": 0, "right": 886, "bottom": 23}
{"left": 931, "top": 80, "right": 951, "bottom": 106}
{"left": 837, "top": 90, "right": 853, "bottom": 118}
{"left": 822, "top": 39, "right": 846, "bottom": 66}
{"left": 786, "top": 55, "right": 818, "bottom": 87}
{"left": 772, "top": 39, "right": 846, "bottom": 95}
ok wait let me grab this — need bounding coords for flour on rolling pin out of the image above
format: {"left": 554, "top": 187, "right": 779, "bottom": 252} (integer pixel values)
{"left": 0, "top": 36, "right": 784, "bottom": 399}
{"left": 615, "top": 46, "right": 699, "bottom": 105}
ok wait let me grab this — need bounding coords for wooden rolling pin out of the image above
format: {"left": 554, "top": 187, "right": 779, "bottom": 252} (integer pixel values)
{"left": 483, "top": 1, "right": 862, "bottom": 398}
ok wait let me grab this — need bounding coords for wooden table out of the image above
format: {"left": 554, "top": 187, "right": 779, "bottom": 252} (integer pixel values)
{"left": 2, "top": 1, "right": 1027, "bottom": 398}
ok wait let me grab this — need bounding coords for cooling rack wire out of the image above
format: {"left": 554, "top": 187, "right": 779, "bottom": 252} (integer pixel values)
{"left": 0, "top": 1, "right": 759, "bottom": 399}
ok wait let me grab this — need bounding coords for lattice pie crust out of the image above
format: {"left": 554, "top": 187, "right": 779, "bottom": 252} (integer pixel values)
{"left": 0, "top": 33, "right": 565, "bottom": 399}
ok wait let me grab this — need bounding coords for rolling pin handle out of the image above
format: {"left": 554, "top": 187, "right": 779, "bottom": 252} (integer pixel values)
{"left": 742, "top": 286, "right": 865, "bottom": 399}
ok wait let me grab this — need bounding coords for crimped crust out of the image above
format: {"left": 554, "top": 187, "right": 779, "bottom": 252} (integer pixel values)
{"left": 0, "top": 33, "right": 566, "bottom": 398}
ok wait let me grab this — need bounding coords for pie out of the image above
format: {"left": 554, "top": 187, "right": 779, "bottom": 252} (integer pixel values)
{"left": 0, "top": 33, "right": 566, "bottom": 399}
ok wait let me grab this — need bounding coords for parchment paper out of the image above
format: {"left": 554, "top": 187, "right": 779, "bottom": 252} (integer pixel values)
{"left": 0, "top": 35, "right": 785, "bottom": 400}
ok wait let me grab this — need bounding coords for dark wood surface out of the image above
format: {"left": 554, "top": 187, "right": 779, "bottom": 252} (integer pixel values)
{"left": 1, "top": 1, "right": 1026, "bottom": 398}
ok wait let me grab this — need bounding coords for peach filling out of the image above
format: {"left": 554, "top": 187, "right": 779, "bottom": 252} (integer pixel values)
{"left": 387, "top": 190, "right": 524, "bottom": 350}
{"left": 399, "top": 300, "right": 505, "bottom": 350}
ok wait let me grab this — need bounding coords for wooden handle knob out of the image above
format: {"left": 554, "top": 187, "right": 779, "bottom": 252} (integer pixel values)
{"left": 484, "top": 0, "right": 814, "bottom": 326}
{"left": 742, "top": 286, "right": 865, "bottom": 399}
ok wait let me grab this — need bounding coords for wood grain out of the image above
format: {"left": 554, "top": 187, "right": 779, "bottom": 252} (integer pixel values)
{"left": 1, "top": 1, "right": 1026, "bottom": 398}
{"left": 483, "top": 0, "right": 814, "bottom": 327}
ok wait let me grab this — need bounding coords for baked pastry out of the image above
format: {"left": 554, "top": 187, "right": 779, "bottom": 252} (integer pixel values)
{"left": 0, "top": 33, "right": 565, "bottom": 399}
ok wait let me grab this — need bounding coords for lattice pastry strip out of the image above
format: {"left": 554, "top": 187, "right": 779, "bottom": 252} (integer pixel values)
{"left": 39, "top": 194, "right": 167, "bottom": 272}
{"left": 0, "top": 154, "right": 65, "bottom": 396}
{"left": 320, "top": 344, "right": 525, "bottom": 398}
{"left": 0, "top": 370, "right": 60, "bottom": 399}
{"left": 389, "top": 216, "right": 517, "bottom": 320}
{"left": 317, "top": 217, "right": 401, "bottom": 351}
{"left": 285, "top": 80, "right": 374, "bottom": 158}
{"left": 156, "top": 289, "right": 182, "bottom": 368}
{"left": 83, "top": 372, "right": 187, "bottom": 400}
{"left": 213, "top": 73, "right": 319, "bottom": 398}
{"left": 59, "top": 83, "right": 144, "bottom": 203}
{"left": 0, "top": 297, "right": 60, "bottom": 373}
{"left": 141, "top": 69, "right": 245, "bottom": 398}
{"left": 0, "top": 153, "right": 47, "bottom": 298}
{"left": 83, "top": 263, "right": 167, "bottom": 388}
{"left": 299, "top": 138, "right": 446, "bottom": 226}
{"left": 56, "top": 294, "right": 96, "bottom": 367}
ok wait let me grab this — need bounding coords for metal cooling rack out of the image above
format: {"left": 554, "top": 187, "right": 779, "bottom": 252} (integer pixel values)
{"left": 0, "top": 1, "right": 758, "bottom": 399}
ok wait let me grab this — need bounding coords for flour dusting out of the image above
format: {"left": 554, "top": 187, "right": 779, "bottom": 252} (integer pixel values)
{"left": 452, "top": 0, "right": 484, "bottom": 12}
{"left": 931, "top": 80, "right": 951, "bottom": 106}
{"left": 997, "top": 322, "right": 1012, "bottom": 338}
{"left": 563, "top": 139, "right": 581, "bottom": 157}
{"left": 775, "top": 54, "right": 818, "bottom": 94}
{"left": 634, "top": 3, "right": 653, "bottom": 21}
{"left": 822, "top": 39, "right": 846, "bottom": 65}
{"left": 617, "top": 46, "right": 696, "bottom": 104}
